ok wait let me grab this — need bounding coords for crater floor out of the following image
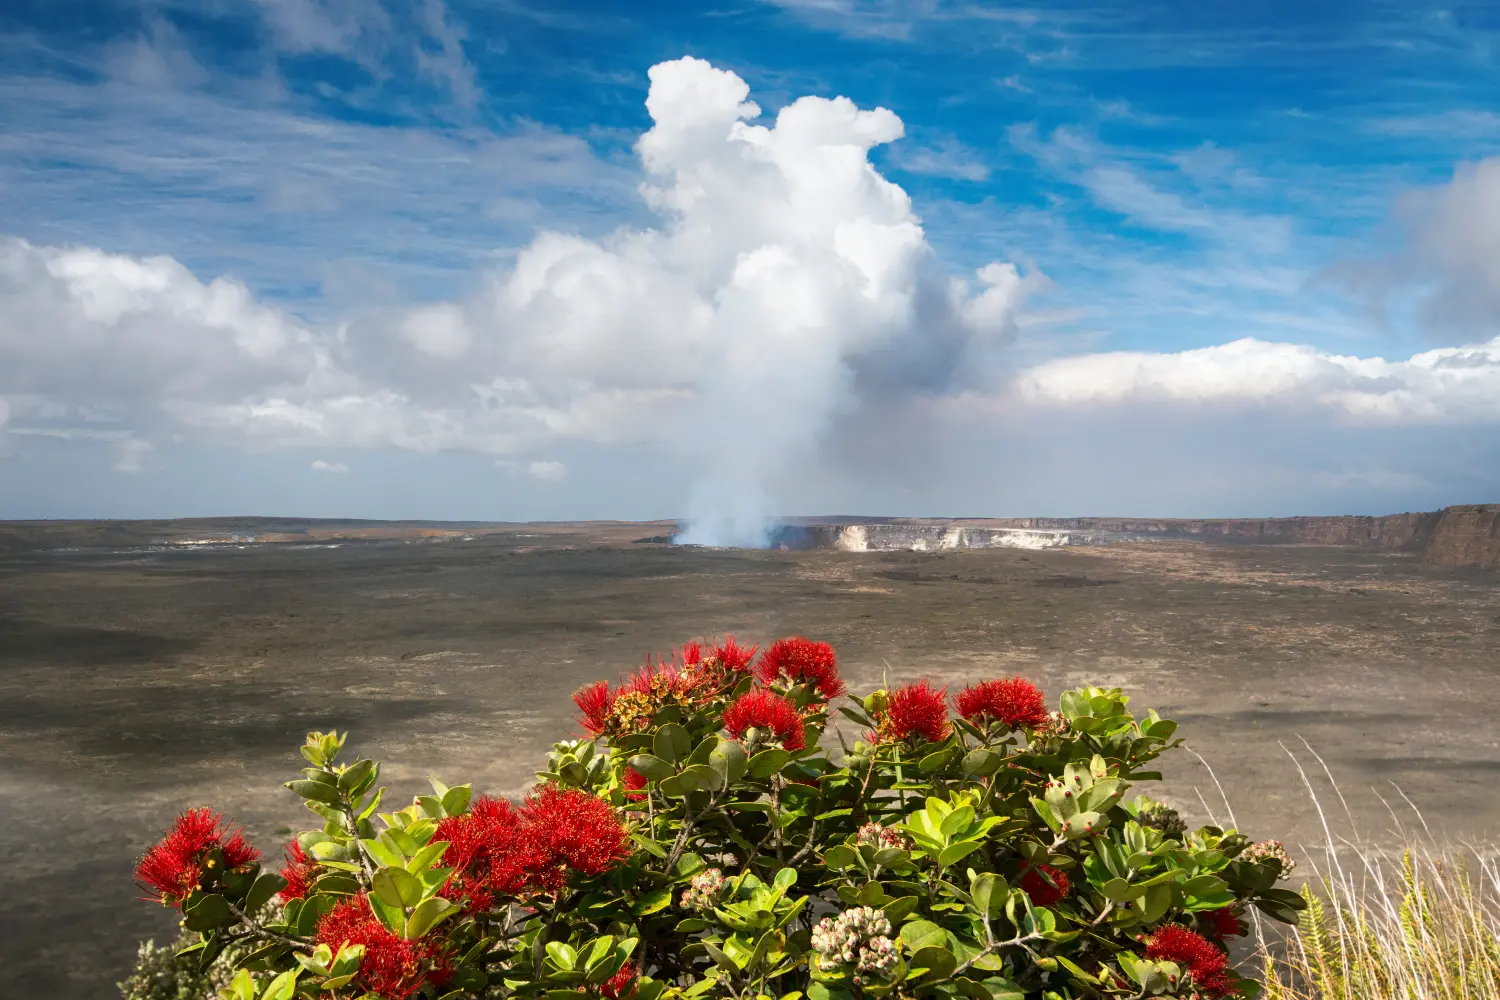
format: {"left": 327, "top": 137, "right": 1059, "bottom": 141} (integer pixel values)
{"left": 1, "top": 526, "right": 1496, "bottom": 997}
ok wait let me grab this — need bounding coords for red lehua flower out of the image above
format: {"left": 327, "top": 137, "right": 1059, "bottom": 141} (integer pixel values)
{"left": 1199, "top": 906, "right": 1245, "bottom": 942}
{"left": 573, "top": 681, "right": 616, "bottom": 736}
{"left": 436, "top": 795, "right": 542, "bottom": 898}
{"left": 134, "top": 807, "right": 260, "bottom": 906}
{"left": 519, "top": 786, "right": 633, "bottom": 887}
{"left": 710, "top": 635, "right": 759, "bottom": 673}
{"left": 1019, "top": 864, "right": 1070, "bottom": 906}
{"left": 626, "top": 658, "right": 696, "bottom": 701}
{"left": 873, "top": 681, "right": 951, "bottom": 744}
{"left": 955, "top": 677, "right": 1049, "bottom": 731}
{"left": 1145, "top": 925, "right": 1235, "bottom": 998}
{"left": 721, "top": 689, "right": 807, "bottom": 751}
{"left": 623, "top": 767, "right": 649, "bottom": 801}
{"left": 277, "top": 839, "right": 320, "bottom": 902}
{"left": 317, "top": 893, "right": 453, "bottom": 1000}
{"left": 755, "top": 637, "right": 845, "bottom": 700}
{"left": 683, "top": 635, "right": 761, "bottom": 695}
{"left": 602, "top": 965, "right": 638, "bottom": 1000}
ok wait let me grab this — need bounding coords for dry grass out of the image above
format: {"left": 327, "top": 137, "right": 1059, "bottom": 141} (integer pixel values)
{"left": 1252, "top": 746, "right": 1500, "bottom": 999}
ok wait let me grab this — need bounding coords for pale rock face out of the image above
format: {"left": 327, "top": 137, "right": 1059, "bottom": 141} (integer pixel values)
{"left": 831, "top": 525, "right": 1086, "bottom": 552}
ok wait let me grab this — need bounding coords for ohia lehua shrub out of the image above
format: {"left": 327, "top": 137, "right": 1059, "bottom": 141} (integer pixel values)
{"left": 133, "top": 635, "right": 1303, "bottom": 1000}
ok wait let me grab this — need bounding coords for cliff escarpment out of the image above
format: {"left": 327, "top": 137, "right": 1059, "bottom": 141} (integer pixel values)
{"left": 1422, "top": 504, "right": 1500, "bottom": 570}
{"left": 771, "top": 506, "right": 1500, "bottom": 571}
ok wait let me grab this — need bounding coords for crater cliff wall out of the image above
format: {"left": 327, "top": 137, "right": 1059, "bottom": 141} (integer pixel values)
{"left": 1422, "top": 504, "right": 1500, "bottom": 570}
{"left": 771, "top": 506, "right": 1500, "bottom": 571}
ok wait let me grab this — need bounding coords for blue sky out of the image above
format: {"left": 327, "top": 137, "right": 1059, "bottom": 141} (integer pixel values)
{"left": 1, "top": 0, "right": 1499, "bottom": 527}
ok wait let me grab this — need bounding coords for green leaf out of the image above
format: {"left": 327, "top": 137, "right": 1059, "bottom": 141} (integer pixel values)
{"left": 682, "top": 763, "right": 723, "bottom": 791}
{"left": 823, "top": 846, "right": 858, "bottom": 869}
{"left": 357, "top": 786, "right": 386, "bottom": 821}
{"left": 900, "top": 920, "right": 948, "bottom": 952}
{"left": 285, "top": 779, "right": 341, "bottom": 805}
{"left": 628, "top": 754, "right": 676, "bottom": 781}
{"left": 774, "top": 868, "right": 798, "bottom": 891}
{"left": 937, "top": 841, "right": 983, "bottom": 868}
{"left": 655, "top": 724, "right": 692, "bottom": 763}
{"left": 243, "top": 872, "right": 288, "bottom": 913}
{"left": 1138, "top": 882, "right": 1174, "bottom": 923}
{"left": 703, "top": 941, "right": 741, "bottom": 977}
{"left": 373, "top": 867, "right": 425, "bottom": 908}
{"left": 225, "top": 969, "right": 257, "bottom": 1000}
{"left": 1101, "top": 878, "right": 1144, "bottom": 903}
{"left": 908, "top": 946, "right": 957, "bottom": 982}
{"left": 940, "top": 805, "right": 975, "bottom": 838}
{"left": 634, "top": 887, "right": 673, "bottom": 916}
{"left": 260, "top": 968, "right": 300, "bottom": 1000}
{"left": 631, "top": 833, "right": 669, "bottom": 859}
{"left": 882, "top": 894, "right": 919, "bottom": 923}
{"left": 748, "top": 748, "right": 792, "bottom": 779}
{"left": 181, "top": 893, "right": 231, "bottom": 931}
{"left": 337, "top": 759, "right": 375, "bottom": 793}
{"left": 405, "top": 840, "right": 450, "bottom": 876}
{"left": 360, "top": 837, "right": 403, "bottom": 869}
{"left": 657, "top": 772, "right": 696, "bottom": 797}
{"left": 675, "top": 852, "right": 708, "bottom": 877}
{"left": 960, "top": 748, "right": 1002, "bottom": 776}
{"left": 404, "top": 896, "right": 459, "bottom": 939}
{"left": 710, "top": 741, "right": 749, "bottom": 782}
{"left": 547, "top": 942, "right": 579, "bottom": 970}
{"left": 441, "top": 784, "right": 472, "bottom": 816}
{"left": 969, "top": 873, "right": 1007, "bottom": 917}
{"left": 918, "top": 748, "right": 954, "bottom": 774}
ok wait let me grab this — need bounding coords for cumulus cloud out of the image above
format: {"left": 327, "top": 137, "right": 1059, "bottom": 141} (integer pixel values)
{"left": 0, "top": 58, "right": 1039, "bottom": 540}
{"left": 310, "top": 459, "right": 349, "bottom": 473}
{"left": 1012, "top": 335, "right": 1500, "bottom": 423}
{"left": 10, "top": 55, "right": 1497, "bottom": 526}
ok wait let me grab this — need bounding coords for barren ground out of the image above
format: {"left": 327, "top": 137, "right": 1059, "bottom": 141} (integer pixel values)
{"left": 1, "top": 526, "right": 1497, "bottom": 998}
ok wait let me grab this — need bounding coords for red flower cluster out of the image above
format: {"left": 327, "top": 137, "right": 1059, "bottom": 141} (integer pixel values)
{"left": 277, "top": 839, "right": 320, "bottom": 902}
{"left": 722, "top": 688, "right": 807, "bottom": 750}
{"left": 134, "top": 808, "right": 260, "bottom": 906}
{"left": 1019, "top": 864, "right": 1071, "bottom": 906}
{"left": 623, "top": 766, "right": 649, "bottom": 801}
{"left": 523, "top": 785, "right": 635, "bottom": 889}
{"left": 683, "top": 636, "right": 759, "bottom": 693}
{"left": 602, "top": 965, "right": 638, "bottom": 1000}
{"left": 575, "top": 640, "right": 756, "bottom": 739}
{"left": 574, "top": 681, "right": 616, "bottom": 736}
{"left": 873, "top": 681, "right": 951, "bottom": 744}
{"left": 1199, "top": 906, "right": 1245, "bottom": 942}
{"left": 756, "top": 637, "right": 845, "bottom": 700}
{"left": 956, "top": 677, "right": 1049, "bottom": 731}
{"left": 316, "top": 893, "right": 453, "bottom": 1000}
{"left": 1145, "top": 925, "right": 1234, "bottom": 998}
{"left": 436, "top": 789, "right": 631, "bottom": 908}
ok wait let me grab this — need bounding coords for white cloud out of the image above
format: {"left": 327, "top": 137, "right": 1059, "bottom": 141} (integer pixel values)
{"left": 414, "top": 0, "right": 479, "bottom": 110}
{"left": 527, "top": 460, "right": 566, "bottom": 481}
{"left": 0, "top": 237, "right": 323, "bottom": 414}
{"left": 0, "top": 58, "right": 1037, "bottom": 544}
{"left": 310, "top": 458, "right": 349, "bottom": 473}
{"left": 1012, "top": 335, "right": 1500, "bottom": 423}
